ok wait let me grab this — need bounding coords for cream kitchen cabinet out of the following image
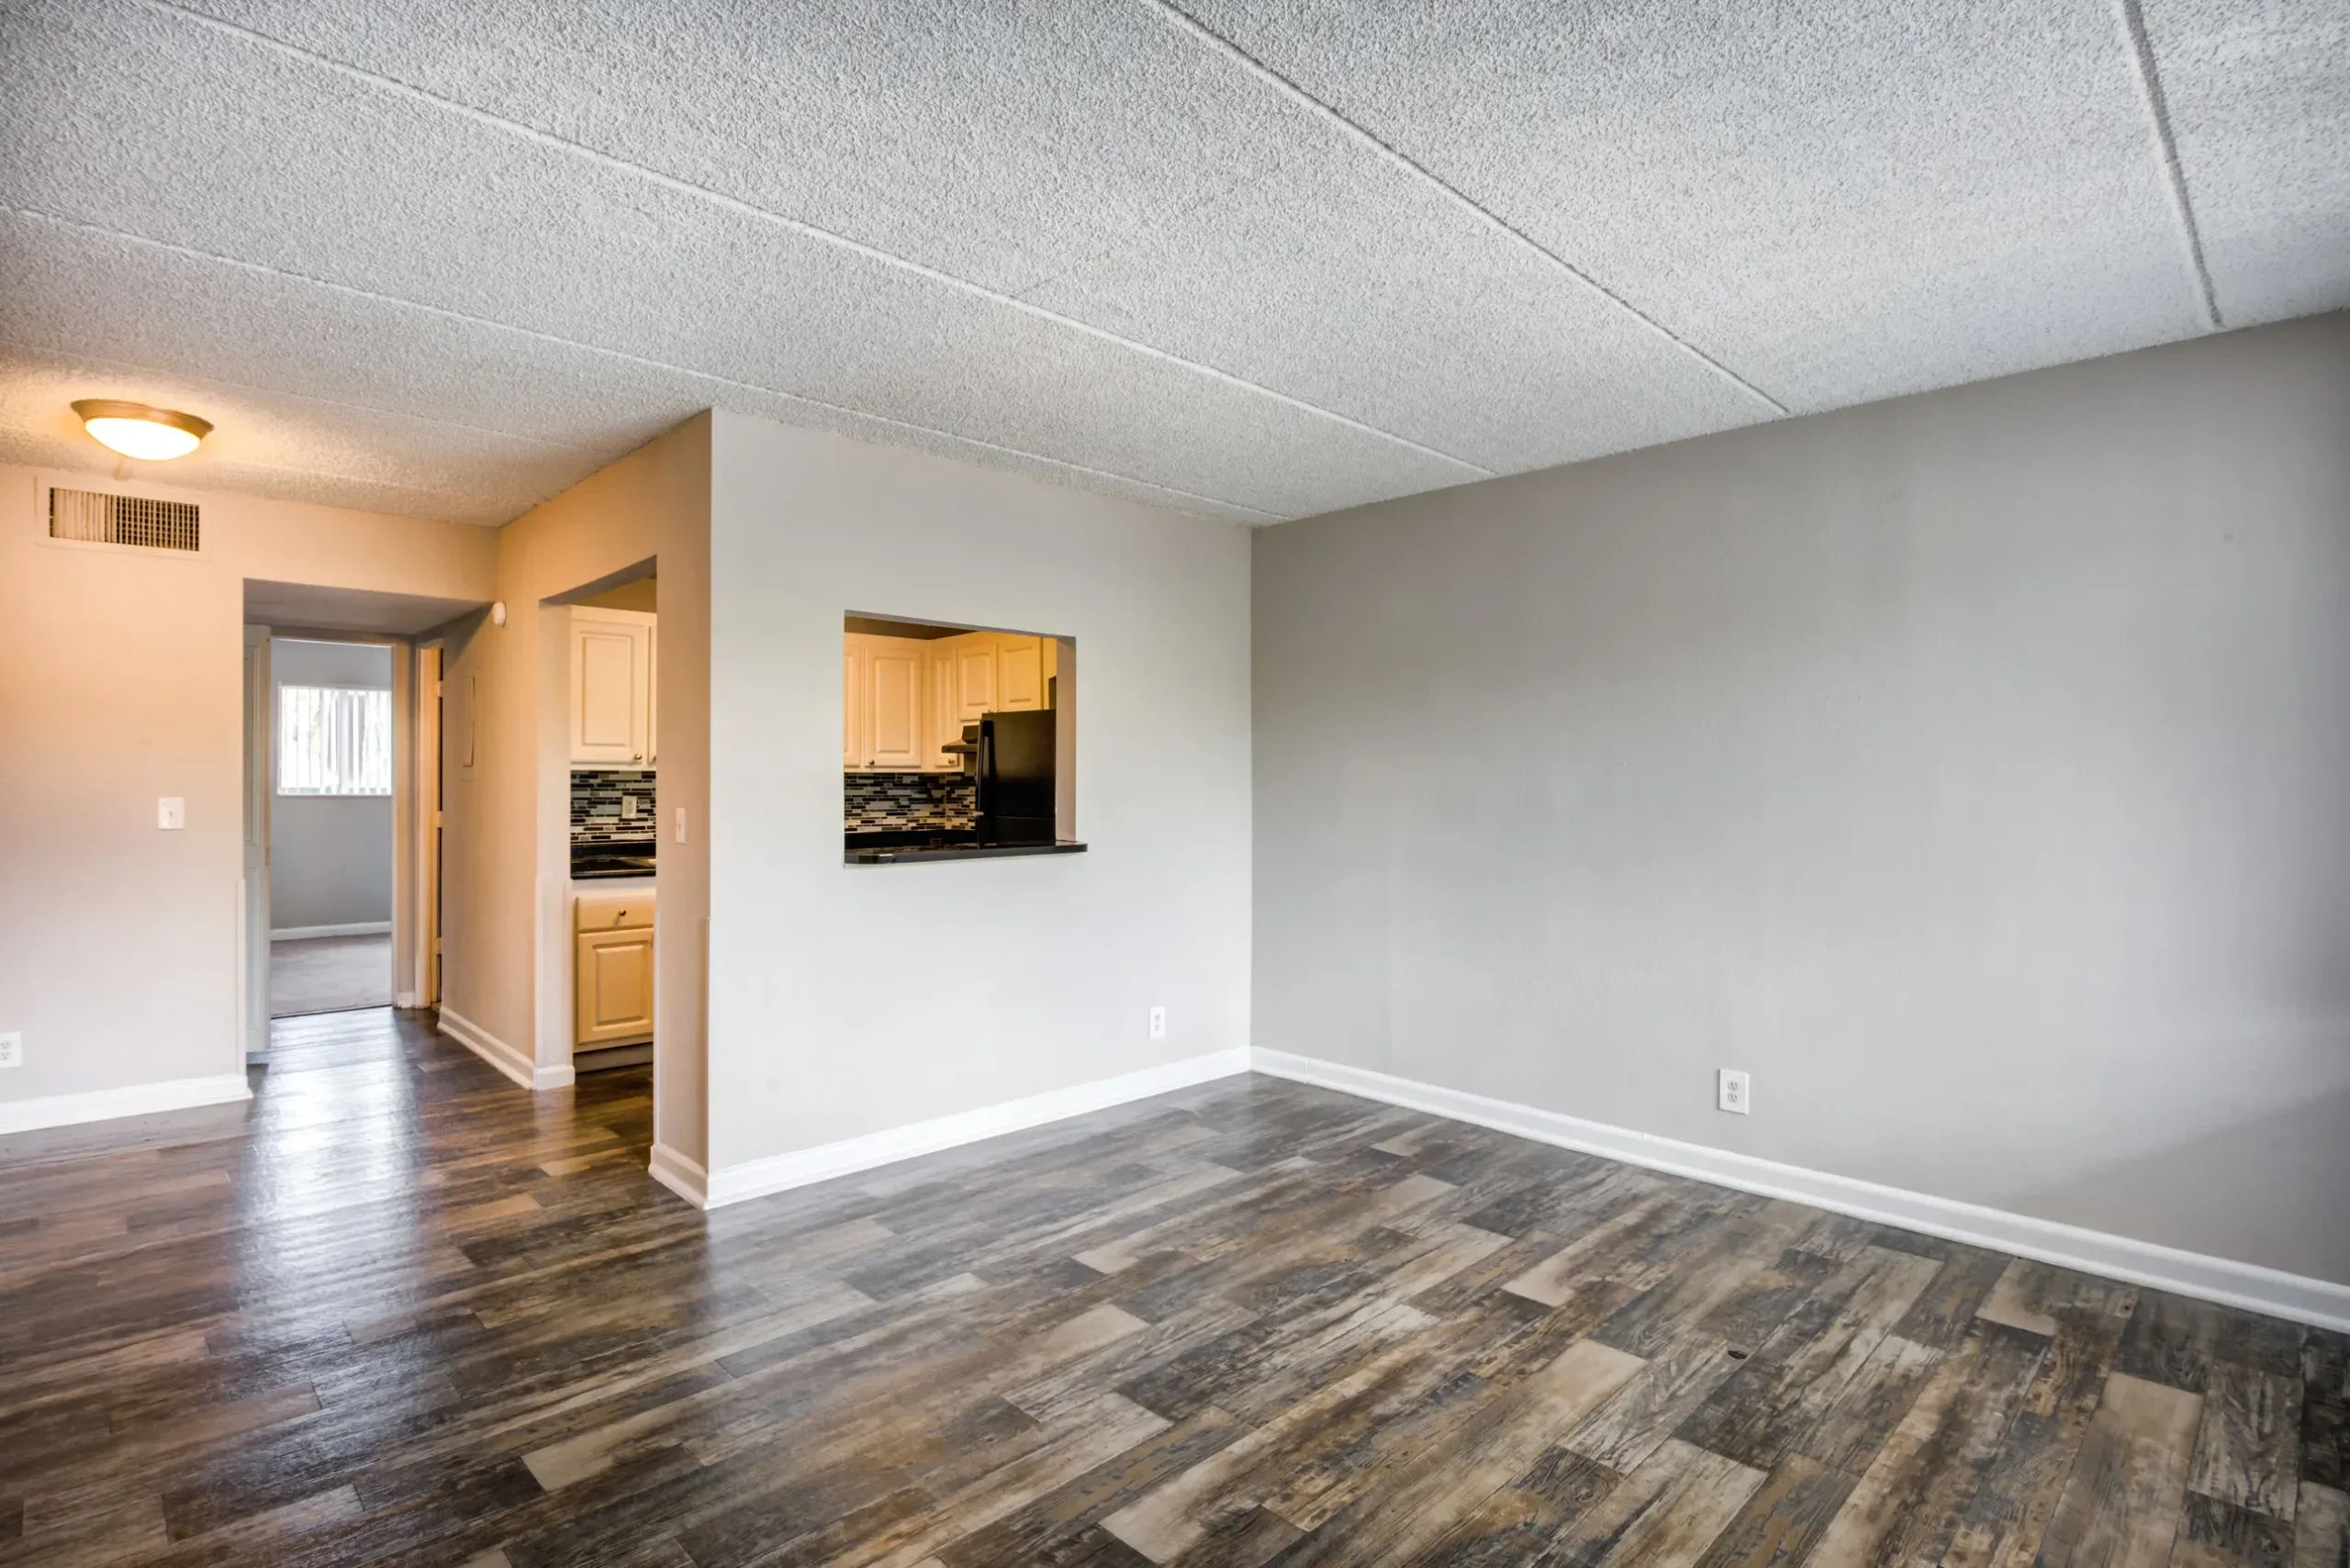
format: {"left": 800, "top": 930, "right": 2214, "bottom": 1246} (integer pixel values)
{"left": 574, "top": 889, "right": 655, "bottom": 1047}
{"left": 927, "top": 652, "right": 962, "bottom": 771}
{"left": 570, "top": 607, "right": 655, "bottom": 767}
{"left": 846, "top": 629, "right": 1058, "bottom": 775}
{"left": 946, "top": 633, "right": 999, "bottom": 723}
{"left": 995, "top": 635, "right": 1045, "bottom": 711}
{"left": 844, "top": 633, "right": 928, "bottom": 771}
{"left": 936, "top": 631, "right": 1052, "bottom": 722}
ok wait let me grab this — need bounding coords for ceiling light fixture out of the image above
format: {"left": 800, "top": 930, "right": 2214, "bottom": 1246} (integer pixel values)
{"left": 72, "top": 399, "right": 213, "bottom": 462}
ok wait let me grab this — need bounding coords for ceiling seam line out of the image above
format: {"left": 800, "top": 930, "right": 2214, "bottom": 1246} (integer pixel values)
{"left": 3, "top": 204, "right": 1289, "bottom": 525}
{"left": 1141, "top": 0, "right": 1791, "bottom": 418}
{"left": 0, "top": 332, "right": 606, "bottom": 454}
{"left": 2110, "top": 0, "right": 2223, "bottom": 330}
{"left": 132, "top": 0, "right": 1491, "bottom": 481}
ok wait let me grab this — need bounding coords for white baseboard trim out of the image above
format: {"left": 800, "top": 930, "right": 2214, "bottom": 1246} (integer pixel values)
{"left": 270, "top": 921, "right": 392, "bottom": 940}
{"left": 702, "top": 1047, "right": 1253, "bottom": 1210}
{"left": 1250, "top": 1049, "right": 2350, "bottom": 1334}
{"left": 648, "top": 1142, "right": 710, "bottom": 1208}
{"left": 435, "top": 1007, "right": 575, "bottom": 1092}
{"left": 0, "top": 1072, "right": 252, "bottom": 1137}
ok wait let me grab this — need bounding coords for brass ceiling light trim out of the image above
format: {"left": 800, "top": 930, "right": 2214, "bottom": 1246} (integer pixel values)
{"left": 71, "top": 398, "right": 214, "bottom": 461}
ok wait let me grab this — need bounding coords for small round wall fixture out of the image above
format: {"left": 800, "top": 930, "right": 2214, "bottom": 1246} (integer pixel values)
{"left": 72, "top": 399, "right": 212, "bottom": 461}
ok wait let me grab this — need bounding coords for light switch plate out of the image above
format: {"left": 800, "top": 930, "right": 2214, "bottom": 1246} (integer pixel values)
{"left": 157, "top": 796, "right": 186, "bottom": 830}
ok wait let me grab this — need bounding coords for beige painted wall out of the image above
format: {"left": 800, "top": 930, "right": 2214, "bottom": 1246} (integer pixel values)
{"left": 1254, "top": 313, "right": 2350, "bottom": 1285}
{"left": 705, "top": 411, "right": 1252, "bottom": 1175}
{"left": 0, "top": 462, "right": 493, "bottom": 1106}
{"left": 435, "top": 417, "right": 710, "bottom": 1161}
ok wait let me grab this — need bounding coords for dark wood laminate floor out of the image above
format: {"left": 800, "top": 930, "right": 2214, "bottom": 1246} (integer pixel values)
{"left": 1, "top": 1010, "right": 2342, "bottom": 1568}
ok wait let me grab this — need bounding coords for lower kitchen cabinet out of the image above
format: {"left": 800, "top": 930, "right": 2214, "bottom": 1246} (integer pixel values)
{"left": 576, "top": 924, "right": 655, "bottom": 1046}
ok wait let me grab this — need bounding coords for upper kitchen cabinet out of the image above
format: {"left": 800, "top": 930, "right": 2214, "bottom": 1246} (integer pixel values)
{"left": 946, "top": 633, "right": 1000, "bottom": 723}
{"left": 996, "top": 635, "right": 1044, "bottom": 711}
{"left": 845, "top": 633, "right": 928, "bottom": 771}
{"left": 571, "top": 607, "right": 655, "bottom": 767}
{"left": 936, "top": 631, "right": 1053, "bottom": 722}
{"left": 844, "top": 622, "right": 1064, "bottom": 774}
{"left": 928, "top": 652, "right": 961, "bottom": 772}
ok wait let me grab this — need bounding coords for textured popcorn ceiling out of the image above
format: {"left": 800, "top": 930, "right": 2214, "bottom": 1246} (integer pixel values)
{"left": 0, "top": 0, "right": 2341, "bottom": 526}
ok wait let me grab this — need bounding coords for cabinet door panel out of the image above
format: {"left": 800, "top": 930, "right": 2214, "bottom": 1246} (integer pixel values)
{"left": 575, "top": 627, "right": 641, "bottom": 761}
{"left": 572, "top": 610, "right": 654, "bottom": 765}
{"left": 929, "top": 654, "right": 960, "bottom": 770}
{"left": 843, "top": 642, "right": 866, "bottom": 767}
{"left": 868, "top": 647, "right": 923, "bottom": 768}
{"left": 956, "top": 643, "right": 998, "bottom": 721}
{"left": 997, "top": 636, "right": 1043, "bottom": 711}
{"left": 576, "top": 928, "right": 655, "bottom": 1045}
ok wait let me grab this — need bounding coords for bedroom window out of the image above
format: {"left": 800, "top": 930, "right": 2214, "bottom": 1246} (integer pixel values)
{"left": 278, "top": 685, "right": 392, "bottom": 796}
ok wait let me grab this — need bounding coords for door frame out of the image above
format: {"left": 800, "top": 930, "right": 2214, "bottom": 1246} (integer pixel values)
{"left": 242, "top": 627, "right": 419, "bottom": 1031}
{"left": 240, "top": 625, "right": 272, "bottom": 1061}
{"left": 413, "top": 643, "right": 443, "bottom": 1009}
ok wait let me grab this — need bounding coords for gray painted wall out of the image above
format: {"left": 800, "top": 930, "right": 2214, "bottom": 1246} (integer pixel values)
{"left": 706, "top": 411, "right": 1253, "bottom": 1174}
{"left": 1254, "top": 312, "right": 2350, "bottom": 1286}
{"left": 270, "top": 639, "right": 394, "bottom": 932}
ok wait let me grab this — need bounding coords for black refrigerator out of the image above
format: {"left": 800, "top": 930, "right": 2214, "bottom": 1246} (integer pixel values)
{"left": 974, "top": 710, "right": 1057, "bottom": 845}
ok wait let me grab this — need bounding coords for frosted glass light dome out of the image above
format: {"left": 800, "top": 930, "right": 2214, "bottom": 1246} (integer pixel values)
{"left": 72, "top": 399, "right": 211, "bottom": 461}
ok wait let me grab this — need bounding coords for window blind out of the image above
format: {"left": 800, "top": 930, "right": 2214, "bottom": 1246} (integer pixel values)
{"left": 278, "top": 686, "right": 392, "bottom": 796}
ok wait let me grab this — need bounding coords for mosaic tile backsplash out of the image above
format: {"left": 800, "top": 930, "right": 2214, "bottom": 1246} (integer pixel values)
{"left": 845, "top": 771, "right": 977, "bottom": 832}
{"left": 573, "top": 768, "right": 657, "bottom": 844}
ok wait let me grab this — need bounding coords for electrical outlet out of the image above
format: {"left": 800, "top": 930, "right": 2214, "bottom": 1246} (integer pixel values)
{"left": 1147, "top": 1006, "right": 1167, "bottom": 1042}
{"left": 157, "top": 796, "right": 185, "bottom": 830}
{"left": 1718, "top": 1069, "right": 1750, "bottom": 1114}
{"left": 0, "top": 1033, "right": 21, "bottom": 1070}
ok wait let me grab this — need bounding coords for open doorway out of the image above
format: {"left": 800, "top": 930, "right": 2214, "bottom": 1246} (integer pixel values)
{"left": 239, "top": 578, "right": 485, "bottom": 1062}
{"left": 266, "top": 639, "right": 397, "bottom": 1016}
{"left": 560, "top": 567, "right": 659, "bottom": 1077}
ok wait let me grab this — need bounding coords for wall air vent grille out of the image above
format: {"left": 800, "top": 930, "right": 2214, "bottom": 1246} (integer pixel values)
{"left": 48, "top": 487, "right": 201, "bottom": 552}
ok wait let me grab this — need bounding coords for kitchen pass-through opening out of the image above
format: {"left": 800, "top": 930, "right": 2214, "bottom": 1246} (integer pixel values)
{"left": 843, "top": 614, "right": 1082, "bottom": 865}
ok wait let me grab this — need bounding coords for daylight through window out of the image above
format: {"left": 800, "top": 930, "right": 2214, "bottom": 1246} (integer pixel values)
{"left": 278, "top": 685, "right": 392, "bottom": 796}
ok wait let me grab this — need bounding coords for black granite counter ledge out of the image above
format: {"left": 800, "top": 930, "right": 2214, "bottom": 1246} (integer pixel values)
{"left": 573, "top": 839, "right": 656, "bottom": 879}
{"left": 844, "top": 839, "right": 1088, "bottom": 865}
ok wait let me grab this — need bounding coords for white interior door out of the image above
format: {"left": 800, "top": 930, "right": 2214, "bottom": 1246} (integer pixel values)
{"left": 241, "top": 625, "right": 271, "bottom": 1058}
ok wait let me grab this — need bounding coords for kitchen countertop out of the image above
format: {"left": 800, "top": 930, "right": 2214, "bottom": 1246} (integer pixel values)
{"left": 573, "top": 841, "right": 656, "bottom": 880}
{"left": 844, "top": 830, "right": 1087, "bottom": 865}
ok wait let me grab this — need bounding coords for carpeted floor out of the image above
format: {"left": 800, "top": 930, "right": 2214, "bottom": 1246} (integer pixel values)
{"left": 269, "top": 933, "right": 393, "bottom": 1016}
